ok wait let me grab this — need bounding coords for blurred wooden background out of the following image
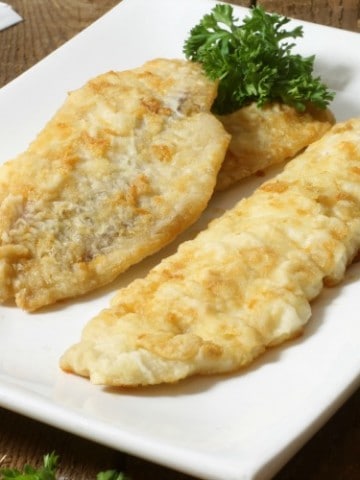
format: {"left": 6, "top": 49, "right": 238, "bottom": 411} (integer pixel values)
{"left": 259, "top": 0, "right": 360, "bottom": 30}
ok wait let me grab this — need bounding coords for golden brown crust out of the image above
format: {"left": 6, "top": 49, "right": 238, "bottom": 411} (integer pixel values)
{"left": 0, "top": 59, "right": 230, "bottom": 311}
{"left": 60, "top": 118, "right": 360, "bottom": 387}
{"left": 216, "top": 102, "right": 335, "bottom": 190}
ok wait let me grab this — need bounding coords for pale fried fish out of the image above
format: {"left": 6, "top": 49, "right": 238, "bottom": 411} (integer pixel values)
{"left": 61, "top": 118, "right": 360, "bottom": 387}
{"left": 216, "top": 102, "right": 335, "bottom": 190}
{"left": 0, "top": 59, "right": 230, "bottom": 311}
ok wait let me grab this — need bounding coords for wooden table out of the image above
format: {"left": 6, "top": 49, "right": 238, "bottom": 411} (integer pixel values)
{"left": 0, "top": 1, "right": 359, "bottom": 478}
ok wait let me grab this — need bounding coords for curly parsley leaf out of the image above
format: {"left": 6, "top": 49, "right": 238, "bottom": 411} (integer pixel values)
{"left": 0, "top": 453, "right": 130, "bottom": 480}
{"left": 96, "top": 471, "right": 130, "bottom": 480}
{"left": 183, "top": 4, "right": 335, "bottom": 114}
{"left": 0, "top": 452, "right": 58, "bottom": 480}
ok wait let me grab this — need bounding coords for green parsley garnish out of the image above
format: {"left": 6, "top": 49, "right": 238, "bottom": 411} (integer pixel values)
{"left": 0, "top": 452, "right": 59, "bottom": 480}
{"left": 96, "top": 471, "right": 129, "bottom": 480}
{"left": 183, "top": 4, "right": 335, "bottom": 114}
{"left": 0, "top": 452, "right": 130, "bottom": 480}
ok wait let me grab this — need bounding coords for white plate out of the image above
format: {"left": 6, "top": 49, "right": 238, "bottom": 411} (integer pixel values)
{"left": 0, "top": 1, "right": 359, "bottom": 479}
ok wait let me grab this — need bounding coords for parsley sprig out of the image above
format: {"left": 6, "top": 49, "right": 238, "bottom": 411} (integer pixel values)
{"left": 0, "top": 452, "right": 129, "bottom": 480}
{"left": 0, "top": 453, "right": 58, "bottom": 480}
{"left": 183, "top": 4, "right": 335, "bottom": 114}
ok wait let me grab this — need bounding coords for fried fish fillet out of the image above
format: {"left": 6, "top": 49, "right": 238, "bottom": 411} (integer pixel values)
{"left": 216, "top": 102, "right": 335, "bottom": 190}
{"left": 0, "top": 59, "right": 230, "bottom": 311}
{"left": 61, "top": 118, "right": 360, "bottom": 387}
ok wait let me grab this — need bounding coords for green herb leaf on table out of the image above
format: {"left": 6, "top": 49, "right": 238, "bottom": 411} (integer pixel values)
{"left": 183, "top": 4, "right": 335, "bottom": 114}
{"left": 0, "top": 452, "right": 130, "bottom": 480}
{"left": 96, "top": 470, "right": 130, "bottom": 480}
{"left": 0, "top": 452, "right": 58, "bottom": 480}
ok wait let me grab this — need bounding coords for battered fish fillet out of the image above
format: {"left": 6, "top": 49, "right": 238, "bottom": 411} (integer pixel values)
{"left": 0, "top": 59, "right": 230, "bottom": 311}
{"left": 216, "top": 102, "right": 335, "bottom": 190}
{"left": 60, "top": 118, "right": 360, "bottom": 387}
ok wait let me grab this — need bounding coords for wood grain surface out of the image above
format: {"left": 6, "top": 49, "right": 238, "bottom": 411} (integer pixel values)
{"left": 258, "top": 0, "right": 360, "bottom": 31}
{"left": 0, "top": 1, "right": 359, "bottom": 479}
{"left": 0, "top": 0, "right": 120, "bottom": 87}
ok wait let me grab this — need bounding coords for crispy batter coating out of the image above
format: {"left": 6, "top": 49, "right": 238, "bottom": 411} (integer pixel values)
{"left": 61, "top": 118, "right": 360, "bottom": 387}
{"left": 0, "top": 59, "right": 230, "bottom": 311}
{"left": 216, "top": 102, "right": 335, "bottom": 190}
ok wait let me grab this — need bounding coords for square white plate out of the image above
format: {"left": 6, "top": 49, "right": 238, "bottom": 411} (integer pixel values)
{"left": 0, "top": 1, "right": 359, "bottom": 479}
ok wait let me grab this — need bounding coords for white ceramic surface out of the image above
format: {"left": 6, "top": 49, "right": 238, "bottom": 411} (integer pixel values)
{"left": 0, "top": 1, "right": 359, "bottom": 479}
